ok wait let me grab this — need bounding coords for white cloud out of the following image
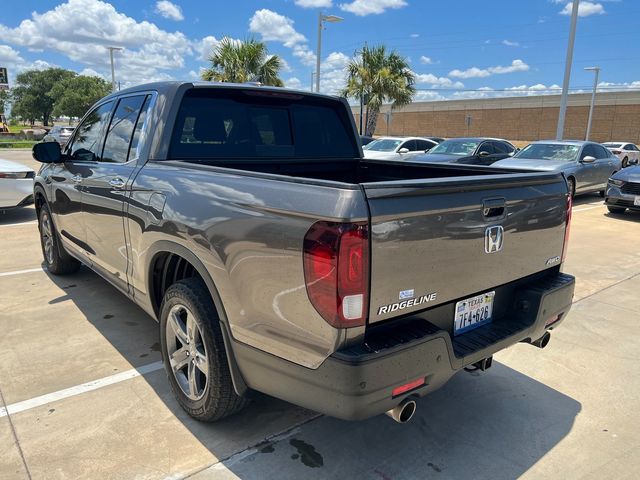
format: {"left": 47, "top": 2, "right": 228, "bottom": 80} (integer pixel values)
{"left": 560, "top": 1, "right": 605, "bottom": 17}
{"left": 195, "top": 35, "right": 220, "bottom": 61}
{"left": 414, "top": 73, "right": 464, "bottom": 88}
{"left": 155, "top": 1, "right": 184, "bottom": 21}
{"left": 249, "top": 9, "right": 318, "bottom": 67}
{"left": 339, "top": 0, "right": 407, "bottom": 16}
{"left": 79, "top": 67, "right": 104, "bottom": 78}
{"left": 449, "top": 59, "right": 530, "bottom": 79}
{"left": 294, "top": 0, "right": 333, "bottom": 7}
{"left": 285, "top": 77, "right": 302, "bottom": 89}
{"left": 0, "top": 0, "right": 193, "bottom": 86}
{"left": 419, "top": 55, "right": 432, "bottom": 65}
{"left": 0, "top": 44, "right": 24, "bottom": 65}
{"left": 249, "top": 9, "right": 306, "bottom": 48}
{"left": 502, "top": 40, "right": 520, "bottom": 47}
{"left": 322, "top": 51, "right": 350, "bottom": 70}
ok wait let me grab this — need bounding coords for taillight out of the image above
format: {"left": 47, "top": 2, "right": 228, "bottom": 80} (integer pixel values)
{"left": 303, "top": 221, "right": 369, "bottom": 328}
{"left": 0, "top": 171, "right": 32, "bottom": 179}
{"left": 612, "top": 150, "right": 621, "bottom": 154}
{"left": 561, "top": 194, "right": 572, "bottom": 262}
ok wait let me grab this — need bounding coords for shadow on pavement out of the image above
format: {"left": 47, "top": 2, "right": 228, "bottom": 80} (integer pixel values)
{"left": 41, "top": 267, "right": 580, "bottom": 479}
{"left": 0, "top": 205, "right": 36, "bottom": 225}
{"left": 604, "top": 210, "right": 640, "bottom": 222}
{"left": 218, "top": 362, "right": 581, "bottom": 480}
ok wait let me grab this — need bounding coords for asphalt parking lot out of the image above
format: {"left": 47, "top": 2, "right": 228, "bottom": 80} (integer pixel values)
{"left": 1, "top": 149, "right": 639, "bottom": 480}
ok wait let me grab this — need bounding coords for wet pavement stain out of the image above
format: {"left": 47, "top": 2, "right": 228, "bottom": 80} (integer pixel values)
{"left": 257, "top": 441, "right": 275, "bottom": 454}
{"left": 124, "top": 321, "right": 138, "bottom": 326}
{"left": 291, "top": 454, "right": 299, "bottom": 460}
{"left": 139, "top": 353, "right": 149, "bottom": 358}
{"left": 289, "top": 439, "right": 323, "bottom": 468}
{"left": 62, "top": 284, "right": 77, "bottom": 289}
{"left": 427, "top": 462, "right": 442, "bottom": 473}
{"left": 103, "top": 314, "right": 114, "bottom": 319}
{"left": 150, "top": 342, "right": 161, "bottom": 352}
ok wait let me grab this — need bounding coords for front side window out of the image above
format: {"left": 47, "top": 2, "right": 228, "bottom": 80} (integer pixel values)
{"left": 102, "top": 95, "right": 147, "bottom": 163}
{"left": 363, "top": 139, "right": 403, "bottom": 152}
{"left": 68, "top": 102, "right": 113, "bottom": 161}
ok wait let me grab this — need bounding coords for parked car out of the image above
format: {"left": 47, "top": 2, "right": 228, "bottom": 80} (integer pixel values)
{"left": 43, "top": 125, "right": 75, "bottom": 146}
{"left": 493, "top": 141, "right": 621, "bottom": 197}
{"left": 411, "top": 138, "right": 518, "bottom": 166}
{"left": 602, "top": 142, "right": 640, "bottom": 168}
{"left": 31, "top": 81, "right": 575, "bottom": 423}
{"left": 426, "top": 136, "right": 446, "bottom": 144}
{"left": 360, "top": 135, "right": 375, "bottom": 146}
{"left": 0, "top": 158, "right": 35, "bottom": 209}
{"left": 362, "top": 136, "right": 438, "bottom": 160}
{"left": 604, "top": 165, "right": 640, "bottom": 213}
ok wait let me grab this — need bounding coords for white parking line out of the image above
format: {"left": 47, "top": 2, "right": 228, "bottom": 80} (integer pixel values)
{"left": 0, "top": 267, "right": 43, "bottom": 277}
{"left": 573, "top": 205, "right": 606, "bottom": 213}
{"left": 0, "top": 361, "right": 164, "bottom": 418}
{"left": 0, "top": 221, "right": 37, "bottom": 228}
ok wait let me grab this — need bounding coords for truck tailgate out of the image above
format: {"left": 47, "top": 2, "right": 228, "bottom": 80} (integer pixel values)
{"left": 363, "top": 172, "right": 569, "bottom": 324}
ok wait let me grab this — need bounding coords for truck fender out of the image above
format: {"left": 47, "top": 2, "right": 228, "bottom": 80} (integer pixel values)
{"left": 145, "top": 240, "right": 249, "bottom": 396}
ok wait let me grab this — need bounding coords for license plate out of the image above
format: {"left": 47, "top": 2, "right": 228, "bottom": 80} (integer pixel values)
{"left": 634, "top": 196, "right": 640, "bottom": 206}
{"left": 454, "top": 291, "right": 495, "bottom": 335}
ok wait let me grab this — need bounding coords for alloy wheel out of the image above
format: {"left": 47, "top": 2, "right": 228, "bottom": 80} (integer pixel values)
{"left": 165, "top": 304, "right": 209, "bottom": 401}
{"left": 40, "top": 212, "right": 55, "bottom": 265}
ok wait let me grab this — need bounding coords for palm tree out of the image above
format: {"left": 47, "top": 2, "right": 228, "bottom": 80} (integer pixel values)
{"left": 201, "top": 37, "right": 284, "bottom": 87}
{"left": 341, "top": 45, "right": 415, "bottom": 136}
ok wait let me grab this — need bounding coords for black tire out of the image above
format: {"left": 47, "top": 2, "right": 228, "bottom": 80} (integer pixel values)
{"left": 622, "top": 157, "right": 629, "bottom": 168}
{"left": 567, "top": 177, "right": 576, "bottom": 198}
{"left": 160, "top": 277, "right": 249, "bottom": 421}
{"left": 38, "top": 203, "right": 81, "bottom": 275}
{"left": 607, "top": 206, "right": 626, "bottom": 214}
{"left": 598, "top": 190, "right": 605, "bottom": 197}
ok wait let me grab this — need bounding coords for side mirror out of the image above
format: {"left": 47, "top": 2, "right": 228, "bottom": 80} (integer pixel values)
{"left": 398, "top": 148, "right": 410, "bottom": 154}
{"left": 32, "top": 141, "right": 62, "bottom": 163}
{"left": 478, "top": 151, "right": 490, "bottom": 157}
{"left": 508, "top": 151, "right": 516, "bottom": 157}
{"left": 581, "top": 155, "right": 596, "bottom": 163}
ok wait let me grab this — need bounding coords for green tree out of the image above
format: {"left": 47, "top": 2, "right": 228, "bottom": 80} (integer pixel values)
{"left": 0, "top": 89, "right": 8, "bottom": 113}
{"left": 11, "top": 68, "right": 75, "bottom": 126}
{"left": 201, "top": 37, "right": 284, "bottom": 87}
{"left": 51, "top": 75, "right": 112, "bottom": 119}
{"left": 341, "top": 45, "right": 415, "bottom": 136}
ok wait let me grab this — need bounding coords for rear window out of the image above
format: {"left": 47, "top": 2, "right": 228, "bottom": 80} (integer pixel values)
{"left": 169, "top": 88, "right": 358, "bottom": 160}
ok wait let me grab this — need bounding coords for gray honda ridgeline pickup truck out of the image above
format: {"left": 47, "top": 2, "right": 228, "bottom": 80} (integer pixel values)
{"left": 32, "top": 82, "right": 575, "bottom": 423}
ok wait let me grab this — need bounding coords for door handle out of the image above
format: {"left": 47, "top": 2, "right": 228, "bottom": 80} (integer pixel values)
{"left": 72, "top": 174, "right": 82, "bottom": 183}
{"left": 109, "top": 177, "right": 126, "bottom": 189}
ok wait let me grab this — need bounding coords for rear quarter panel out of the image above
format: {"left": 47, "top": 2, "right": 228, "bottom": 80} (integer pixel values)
{"left": 127, "top": 162, "right": 368, "bottom": 368}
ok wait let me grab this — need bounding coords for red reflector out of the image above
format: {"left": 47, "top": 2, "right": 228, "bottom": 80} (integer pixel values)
{"left": 392, "top": 378, "right": 425, "bottom": 397}
{"left": 545, "top": 314, "right": 562, "bottom": 327}
{"left": 561, "top": 193, "right": 572, "bottom": 262}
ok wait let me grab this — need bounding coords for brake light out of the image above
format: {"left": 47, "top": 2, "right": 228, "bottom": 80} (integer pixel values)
{"left": 612, "top": 150, "right": 621, "bottom": 154}
{"left": 303, "top": 221, "right": 369, "bottom": 328}
{"left": 561, "top": 194, "right": 572, "bottom": 262}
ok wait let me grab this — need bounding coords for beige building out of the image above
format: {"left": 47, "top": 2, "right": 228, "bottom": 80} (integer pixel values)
{"left": 352, "top": 91, "right": 640, "bottom": 143}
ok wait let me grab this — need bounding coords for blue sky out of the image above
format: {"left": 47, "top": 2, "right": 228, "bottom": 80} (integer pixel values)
{"left": 0, "top": 0, "right": 638, "bottom": 100}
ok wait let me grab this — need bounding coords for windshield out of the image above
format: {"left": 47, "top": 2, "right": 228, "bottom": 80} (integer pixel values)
{"left": 427, "top": 139, "right": 479, "bottom": 156}
{"left": 514, "top": 144, "right": 580, "bottom": 162}
{"left": 363, "top": 139, "right": 402, "bottom": 152}
{"left": 603, "top": 143, "right": 621, "bottom": 148}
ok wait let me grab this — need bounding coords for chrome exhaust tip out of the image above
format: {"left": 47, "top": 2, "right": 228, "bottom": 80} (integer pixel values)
{"left": 385, "top": 398, "right": 417, "bottom": 424}
{"left": 530, "top": 331, "right": 551, "bottom": 349}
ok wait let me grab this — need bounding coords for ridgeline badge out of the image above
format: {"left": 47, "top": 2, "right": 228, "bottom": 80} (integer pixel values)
{"left": 378, "top": 292, "right": 437, "bottom": 315}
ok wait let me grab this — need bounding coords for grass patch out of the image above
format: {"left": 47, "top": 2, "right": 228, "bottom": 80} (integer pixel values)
{"left": 0, "top": 141, "right": 38, "bottom": 148}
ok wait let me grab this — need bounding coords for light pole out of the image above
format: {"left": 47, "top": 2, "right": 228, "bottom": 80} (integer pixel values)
{"left": 107, "top": 46, "right": 124, "bottom": 93}
{"left": 556, "top": 0, "right": 580, "bottom": 140}
{"left": 316, "top": 12, "right": 343, "bottom": 93}
{"left": 584, "top": 66, "right": 600, "bottom": 141}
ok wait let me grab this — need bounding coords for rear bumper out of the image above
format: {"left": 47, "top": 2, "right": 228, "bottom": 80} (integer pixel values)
{"left": 0, "top": 178, "right": 34, "bottom": 209}
{"left": 232, "top": 272, "right": 575, "bottom": 420}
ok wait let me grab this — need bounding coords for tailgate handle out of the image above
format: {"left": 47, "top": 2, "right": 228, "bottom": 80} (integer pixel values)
{"left": 483, "top": 198, "right": 506, "bottom": 218}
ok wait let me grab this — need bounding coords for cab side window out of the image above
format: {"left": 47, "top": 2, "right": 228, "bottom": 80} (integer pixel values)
{"left": 581, "top": 144, "right": 597, "bottom": 159}
{"left": 67, "top": 102, "right": 113, "bottom": 162}
{"left": 478, "top": 143, "right": 495, "bottom": 155}
{"left": 102, "top": 95, "right": 147, "bottom": 163}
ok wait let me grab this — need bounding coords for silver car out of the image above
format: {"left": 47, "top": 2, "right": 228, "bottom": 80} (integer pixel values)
{"left": 604, "top": 165, "right": 640, "bottom": 214}
{"left": 43, "top": 125, "right": 75, "bottom": 146}
{"left": 493, "top": 140, "right": 622, "bottom": 197}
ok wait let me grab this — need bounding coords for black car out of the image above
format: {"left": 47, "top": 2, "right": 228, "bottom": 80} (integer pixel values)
{"left": 411, "top": 137, "right": 518, "bottom": 166}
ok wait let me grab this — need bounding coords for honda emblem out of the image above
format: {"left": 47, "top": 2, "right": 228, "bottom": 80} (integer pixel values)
{"left": 485, "top": 225, "right": 504, "bottom": 253}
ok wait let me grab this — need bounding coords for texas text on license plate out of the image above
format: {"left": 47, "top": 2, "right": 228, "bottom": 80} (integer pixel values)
{"left": 454, "top": 291, "right": 495, "bottom": 335}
